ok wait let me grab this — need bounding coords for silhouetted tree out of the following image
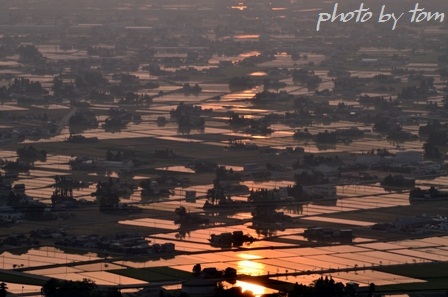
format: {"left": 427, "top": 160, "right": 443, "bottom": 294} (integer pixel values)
{"left": 0, "top": 282, "right": 7, "bottom": 297}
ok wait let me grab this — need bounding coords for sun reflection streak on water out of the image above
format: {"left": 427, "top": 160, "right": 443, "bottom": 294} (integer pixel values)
{"left": 237, "top": 260, "right": 265, "bottom": 276}
{"left": 238, "top": 253, "right": 263, "bottom": 260}
{"left": 235, "top": 281, "right": 268, "bottom": 297}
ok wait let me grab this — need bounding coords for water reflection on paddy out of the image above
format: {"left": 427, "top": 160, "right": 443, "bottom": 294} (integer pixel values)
{"left": 155, "top": 136, "right": 203, "bottom": 142}
{"left": 275, "top": 234, "right": 308, "bottom": 242}
{"left": 120, "top": 218, "right": 179, "bottom": 230}
{"left": 317, "top": 245, "right": 371, "bottom": 254}
{"left": 151, "top": 223, "right": 257, "bottom": 241}
{"left": 181, "top": 234, "right": 448, "bottom": 278}
{"left": 236, "top": 260, "right": 265, "bottom": 276}
{"left": 1, "top": 85, "right": 446, "bottom": 294}
{"left": 50, "top": 271, "right": 145, "bottom": 286}
{"left": 259, "top": 53, "right": 325, "bottom": 68}
{"left": 141, "top": 228, "right": 298, "bottom": 253}
{"left": 165, "top": 241, "right": 220, "bottom": 253}
{"left": 301, "top": 216, "right": 375, "bottom": 227}
{"left": 337, "top": 270, "right": 425, "bottom": 286}
{"left": 358, "top": 242, "right": 405, "bottom": 251}
{"left": 0, "top": 104, "right": 28, "bottom": 111}
{"left": 0, "top": 247, "right": 100, "bottom": 270}
{"left": 155, "top": 166, "right": 195, "bottom": 173}
{"left": 280, "top": 269, "right": 425, "bottom": 287}
{"left": 226, "top": 212, "right": 253, "bottom": 220}
{"left": 74, "top": 262, "right": 125, "bottom": 272}
{"left": 258, "top": 257, "right": 318, "bottom": 274}
{"left": 221, "top": 88, "right": 263, "bottom": 102}
{"left": 33, "top": 155, "right": 71, "bottom": 171}
{"left": 30, "top": 266, "right": 83, "bottom": 275}
{"left": 418, "top": 247, "right": 448, "bottom": 257}
{"left": 152, "top": 93, "right": 218, "bottom": 103}
{"left": 174, "top": 262, "right": 232, "bottom": 274}
{"left": 199, "top": 84, "right": 230, "bottom": 93}
{"left": 244, "top": 240, "right": 297, "bottom": 249}
{"left": 336, "top": 252, "right": 406, "bottom": 266}
{"left": 31, "top": 104, "right": 70, "bottom": 110}
{"left": 234, "top": 280, "right": 275, "bottom": 297}
{"left": 241, "top": 180, "right": 295, "bottom": 189}
{"left": 275, "top": 273, "right": 324, "bottom": 286}
{"left": 119, "top": 255, "right": 226, "bottom": 269}
{"left": 0, "top": 150, "right": 17, "bottom": 159}
{"left": 297, "top": 135, "right": 423, "bottom": 154}
{"left": 4, "top": 231, "right": 445, "bottom": 293}
{"left": 283, "top": 256, "right": 336, "bottom": 270}
{"left": 393, "top": 238, "right": 442, "bottom": 249}
{"left": 185, "top": 253, "right": 238, "bottom": 264}
{"left": 0, "top": 252, "right": 52, "bottom": 269}
{"left": 6, "top": 284, "right": 42, "bottom": 295}
{"left": 360, "top": 251, "right": 422, "bottom": 265}
{"left": 418, "top": 236, "right": 448, "bottom": 245}
{"left": 309, "top": 254, "right": 366, "bottom": 268}
{"left": 391, "top": 249, "right": 448, "bottom": 262}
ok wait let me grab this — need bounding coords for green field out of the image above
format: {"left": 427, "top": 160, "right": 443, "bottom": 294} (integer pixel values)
{"left": 110, "top": 266, "right": 193, "bottom": 283}
{"left": 374, "top": 262, "right": 448, "bottom": 293}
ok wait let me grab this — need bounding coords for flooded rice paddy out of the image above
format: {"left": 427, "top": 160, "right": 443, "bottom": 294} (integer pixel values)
{"left": 2, "top": 234, "right": 445, "bottom": 294}
{"left": 0, "top": 47, "right": 446, "bottom": 295}
{"left": 2, "top": 140, "right": 447, "bottom": 293}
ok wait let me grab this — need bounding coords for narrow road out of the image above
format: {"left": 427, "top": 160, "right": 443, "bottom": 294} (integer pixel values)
{"left": 55, "top": 107, "right": 77, "bottom": 135}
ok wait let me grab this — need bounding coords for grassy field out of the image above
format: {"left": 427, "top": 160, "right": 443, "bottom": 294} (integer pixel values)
{"left": 374, "top": 262, "right": 448, "bottom": 293}
{"left": 0, "top": 271, "right": 47, "bottom": 286}
{"left": 110, "top": 266, "right": 193, "bottom": 283}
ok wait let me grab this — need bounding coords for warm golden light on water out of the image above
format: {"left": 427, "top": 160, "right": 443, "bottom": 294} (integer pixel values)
{"left": 238, "top": 253, "right": 263, "bottom": 260}
{"left": 249, "top": 71, "right": 268, "bottom": 77}
{"left": 235, "top": 281, "right": 268, "bottom": 297}
{"left": 237, "top": 260, "right": 265, "bottom": 276}
{"left": 231, "top": 5, "right": 247, "bottom": 11}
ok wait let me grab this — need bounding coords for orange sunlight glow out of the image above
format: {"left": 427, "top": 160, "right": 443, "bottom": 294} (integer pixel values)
{"left": 237, "top": 260, "right": 265, "bottom": 276}
{"left": 235, "top": 281, "right": 268, "bottom": 297}
{"left": 238, "top": 253, "right": 263, "bottom": 260}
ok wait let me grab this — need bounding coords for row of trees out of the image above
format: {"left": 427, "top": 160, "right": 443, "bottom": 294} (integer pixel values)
{"left": 41, "top": 278, "right": 121, "bottom": 297}
{"left": 288, "top": 277, "right": 375, "bottom": 297}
